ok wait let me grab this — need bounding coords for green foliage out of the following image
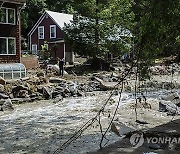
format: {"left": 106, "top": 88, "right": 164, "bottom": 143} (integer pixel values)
{"left": 133, "top": 0, "right": 180, "bottom": 61}
{"left": 64, "top": 0, "right": 135, "bottom": 58}
{"left": 21, "top": 0, "right": 47, "bottom": 36}
{"left": 21, "top": 0, "right": 180, "bottom": 68}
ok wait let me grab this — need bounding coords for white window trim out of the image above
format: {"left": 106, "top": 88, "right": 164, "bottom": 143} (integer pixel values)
{"left": 50, "top": 25, "right": 56, "bottom": 38}
{"left": 0, "top": 37, "right": 16, "bottom": 55}
{"left": 38, "top": 26, "right": 44, "bottom": 39}
{"left": 0, "top": 7, "right": 16, "bottom": 25}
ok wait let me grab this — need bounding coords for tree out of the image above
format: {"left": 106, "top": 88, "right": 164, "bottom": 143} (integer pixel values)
{"left": 46, "top": 0, "right": 74, "bottom": 13}
{"left": 21, "top": 0, "right": 47, "bottom": 36}
{"left": 133, "top": 0, "right": 180, "bottom": 62}
{"left": 64, "top": 0, "right": 135, "bottom": 58}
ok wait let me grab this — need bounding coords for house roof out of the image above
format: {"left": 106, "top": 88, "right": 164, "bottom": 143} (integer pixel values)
{"left": 46, "top": 11, "right": 73, "bottom": 28}
{"left": 1, "top": 0, "right": 26, "bottom": 4}
{"left": 28, "top": 10, "right": 73, "bottom": 36}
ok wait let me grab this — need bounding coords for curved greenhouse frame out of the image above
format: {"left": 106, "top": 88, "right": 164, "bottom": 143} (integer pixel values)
{"left": 0, "top": 63, "right": 26, "bottom": 79}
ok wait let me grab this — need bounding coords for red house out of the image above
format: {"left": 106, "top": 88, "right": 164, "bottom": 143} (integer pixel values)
{"left": 28, "top": 10, "right": 74, "bottom": 62}
{"left": 0, "top": 0, "right": 26, "bottom": 63}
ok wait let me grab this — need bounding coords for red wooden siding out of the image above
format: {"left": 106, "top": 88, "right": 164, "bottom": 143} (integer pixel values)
{"left": 0, "top": 2, "right": 21, "bottom": 63}
{"left": 30, "top": 14, "right": 66, "bottom": 59}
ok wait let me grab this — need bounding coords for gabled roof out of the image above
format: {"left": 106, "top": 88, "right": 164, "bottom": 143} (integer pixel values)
{"left": 28, "top": 10, "right": 73, "bottom": 36}
{"left": 46, "top": 11, "right": 73, "bottom": 28}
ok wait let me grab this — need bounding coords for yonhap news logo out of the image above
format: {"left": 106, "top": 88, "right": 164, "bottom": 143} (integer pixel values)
{"left": 130, "top": 132, "right": 144, "bottom": 148}
{"left": 130, "top": 132, "right": 180, "bottom": 148}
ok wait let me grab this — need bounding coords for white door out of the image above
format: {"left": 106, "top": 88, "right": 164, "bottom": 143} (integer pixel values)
{"left": 32, "top": 44, "right": 37, "bottom": 55}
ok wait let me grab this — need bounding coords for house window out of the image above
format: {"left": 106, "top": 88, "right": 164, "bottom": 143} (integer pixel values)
{"left": 8, "top": 9, "right": 15, "bottom": 24}
{"left": 38, "top": 26, "right": 44, "bottom": 39}
{"left": 0, "top": 8, "right": 6, "bottom": 23}
{"left": 0, "top": 7, "right": 15, "bottom": 24}
{"left": 32, "top": 44, "right": 38, "bottom": 54}
{"left": 0, "top": 37, "right": 16, "bottom": 55}
{"left": 50, "top": 25, "right": 56, "bottom": 38}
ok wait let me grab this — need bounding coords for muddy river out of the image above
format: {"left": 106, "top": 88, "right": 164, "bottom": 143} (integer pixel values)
{"left": 0, "top": 89, "right": 179, "bottom": 153}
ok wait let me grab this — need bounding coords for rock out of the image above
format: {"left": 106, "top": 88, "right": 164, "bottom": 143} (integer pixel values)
{"left": 0, "top": 76, "right": 6, "bottom": 85}
{"left": 53, "top": 95, "right": 63, "bottom": 103}
{"left": 94, "top": 77, "right": 118, "bottom": 90}
{"left": 11, "top": 98, "right": 33, "bottom": 104}
{"left": 28, "top": 76, "right": 40, "bottom": 84}
{"left": 2, "top": 99, "right": 14, "bottom": 111}
{"left": 37, "top": 85, "right": 44, "bottom": 94}
{"left": 64, "top": 87, "right": 70, "bottom": 94}
{"left": 149, "top": 143, "right": 162, "bottom": 150}
{"left": 30, "top": 92, "right": 43, "bottom": 98}
{"left": 43, "top": 86, "right": 52, "bottom": 99}
{"left": 37, "top": 71, "right": 45, "bottom": 77}
{"left": 159, "top": 100, "right": 180, "bottom": 115}
{"left": 12, "top": 85, "right": 29, "bottom": 97}
{"left": 52, "top": 86, "right": 64, "bottom": 98}
{"left": 17, "top": 90, "right": 29, "bottom": 98}
{"left": 111, "top": 72, "right": 119, "bottom": 78}
{"left": 135, "top": 120, "right": 149, "bottom": 124}
{"left": 0, "top": 93, "right": 9, "bottom": 99}
{"left": 51, "top": 64, "right": 68, "bottom": 75}
{"left": 12, "top": 85, "right": 28, "bottom": 93}
{"left": 77, "top": 90, "right": 83, "bottom": 97}
{"left": 0, "top": 99, "right": 6, "bottom": 105}
{"left": 62, "top": 88, "right": 71, "bottom": 97}
{"left": 51, "top": 64, "right": 59, "bottom": 73}
{"left": 161, "top": 92, "right": 180, "bottom": 105}
{"left": 68, "top": 82, "right": 78, "bottom": 95}
{"left": 39, "top": 76, "right": 49, "bottom": 83}
{"left": 0, "top": 84, "right": 4, "bottom": 92}
{"left": 49, "top": 77, "right": 66, "bottom": 84}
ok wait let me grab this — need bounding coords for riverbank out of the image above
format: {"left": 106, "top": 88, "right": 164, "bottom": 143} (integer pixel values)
{"left": 0, "top": 62, "right": 179, "bottom": 154}
{"left": 0, "top": 87, "right": 179, "bottom": 153}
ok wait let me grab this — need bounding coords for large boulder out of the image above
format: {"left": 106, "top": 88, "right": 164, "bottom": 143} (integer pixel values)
{"left": 0, "top": 84, "right": 4, "bottom": 92}
{"left": 94, "top": 77, "right": 118, "bottom": 90}
{"left": 42, "top": 86, "right": 52, "bottom": 99}
{"left": 1, "top": 99, "right": 14, "bottom": 111}
{"left": 12, "top": 85, "right": 29, "bottom": 97}
{"left": 0, "top": 76, "right": 6, "bottom": 85}
{"left": 0, "top": 93, "right": 9, "bottom": 99}
{"left": 68, "top": 81, "right": 78, "bottom": 95}
{"left": 53, "top": 95, "right": 63, "bottom": 103}
{"left": 17, "top": 90, "right": 29, "bottom": 98}
{"left": 161, "top": 92, "right": 179, "bottom": 102}
{"left": 37, "top": 71, "right": 45, "bottom": 77}
{"left": 159, "top": 100, "right": 180, "bottom": 115}
{"left": 161, "top": 92, "right": 180, "bottom": 107}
